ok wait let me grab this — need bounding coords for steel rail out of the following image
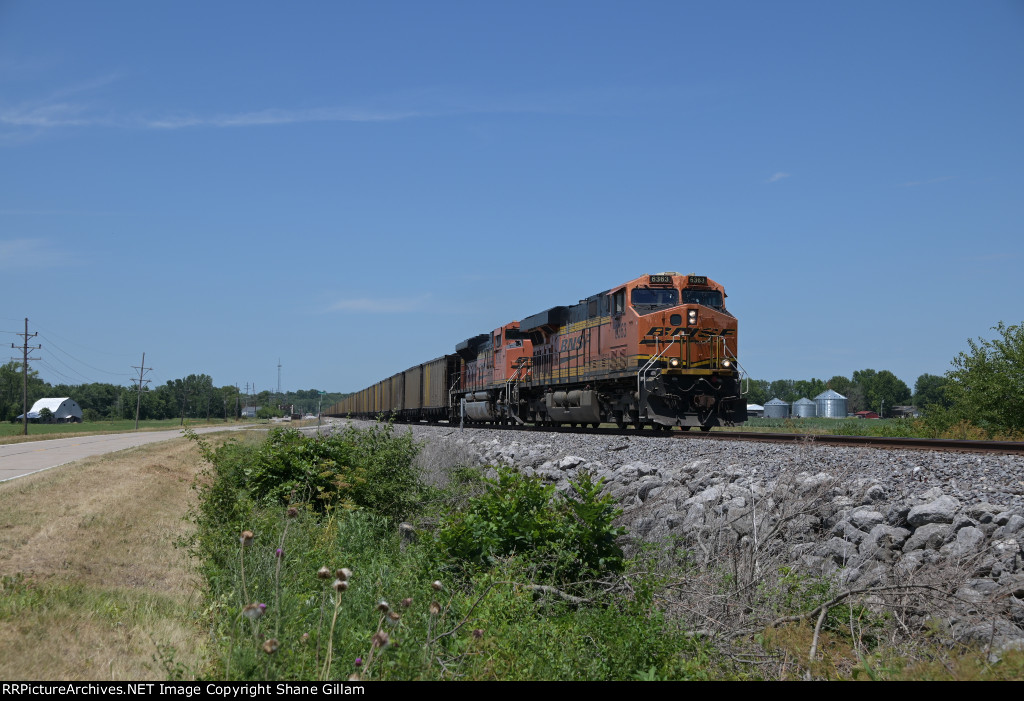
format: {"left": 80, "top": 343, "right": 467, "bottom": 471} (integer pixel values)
{"left": 369, "top": 418, "right": 1024, "bottom": 456}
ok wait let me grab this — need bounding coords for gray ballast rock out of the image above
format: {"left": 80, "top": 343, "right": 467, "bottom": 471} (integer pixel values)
{"left": 338, "top": 420, "right": 1024, "bottom": 652}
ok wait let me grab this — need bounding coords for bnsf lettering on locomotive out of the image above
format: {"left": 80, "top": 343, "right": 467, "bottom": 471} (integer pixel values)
{"left": 558, "top": 335, "right": 585, "bottom": 352}
{"left": 645, "top": 327, "right": 736, "bottom": 339}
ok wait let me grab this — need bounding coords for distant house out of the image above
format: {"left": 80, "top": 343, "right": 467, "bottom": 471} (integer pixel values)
{"left": 854, "top": 410, "right": 880, "bottom": 419}
{"left": 17, "top": 397, "right": 83, "bottom": 423}
{"left": 241, "top": 406, "right": 262, "bottom": 418}
{"left": 746, "top": 403, "right": 765, "bottom": 418}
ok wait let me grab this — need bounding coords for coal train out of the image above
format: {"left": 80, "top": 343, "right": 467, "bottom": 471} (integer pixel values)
{"left": 325, "top": 272, "right": 746, "bottom": 430}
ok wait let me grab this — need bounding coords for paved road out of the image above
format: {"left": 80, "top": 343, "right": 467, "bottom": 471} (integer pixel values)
{"left": 0, "top": 425, "right": 255, "bottom": 483}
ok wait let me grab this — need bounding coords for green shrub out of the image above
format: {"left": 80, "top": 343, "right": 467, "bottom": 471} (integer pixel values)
{"left": 436, "top": 467, "right": 625, "bottom": 583}
{"left": 192, "top": 423, "right": 421, "bottom": 523}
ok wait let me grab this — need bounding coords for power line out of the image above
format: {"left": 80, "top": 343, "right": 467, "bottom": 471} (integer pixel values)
{"left": 36, "top": 359, "right": 78, "bottom": 384}
{"left": 38, "top": 349, "right": 95, "bottom": 384}
{"left": 39, "top": 333, "right": 132, "bottom": 378}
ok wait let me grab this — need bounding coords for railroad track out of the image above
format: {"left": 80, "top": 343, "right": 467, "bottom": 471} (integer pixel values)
{"left": 383, "top": 420, "right": 1024, "bottom": 455}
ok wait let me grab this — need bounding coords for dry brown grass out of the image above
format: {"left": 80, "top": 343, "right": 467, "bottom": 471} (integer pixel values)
{"left": 0, "top": 436, "right": 218, "bottom": 680}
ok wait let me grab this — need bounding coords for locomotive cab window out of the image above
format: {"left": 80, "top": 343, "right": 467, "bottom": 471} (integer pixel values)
{"left": 612, "top": 290, "right": 625, "bottom": 315}
{"left": 631, "top": 287, "right": 679, "bottom": 314}
{"left": 681, "top": 289, "right": 725, "bottom": 311}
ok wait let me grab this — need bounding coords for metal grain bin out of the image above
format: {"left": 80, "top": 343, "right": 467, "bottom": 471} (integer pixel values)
{"left": 793, "top": 397, "right": 817, "bottom": 418}
{"left": 815, "top": 389, "right": 847, "bottom": 418}
{"left": 764, "top": 398, "right": 790, "bottom": 418}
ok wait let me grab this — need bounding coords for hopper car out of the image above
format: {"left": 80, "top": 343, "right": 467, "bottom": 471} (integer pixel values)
{"left": 325, "top": 272, "right": 746, "bottom": 430}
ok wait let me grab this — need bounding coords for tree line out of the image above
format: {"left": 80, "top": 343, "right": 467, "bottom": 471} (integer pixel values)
{"left": 745, "top": 321, "right": 1023, "bottom": 437}
{"left": 744, "top": 369, "right": 933, "bottom": 417}
{"left": 0, "top": 362, "right": 349, "bottom": 423}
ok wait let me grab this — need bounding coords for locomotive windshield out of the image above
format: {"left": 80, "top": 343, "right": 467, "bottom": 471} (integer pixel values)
{"left": 681, "top": 289, "right": 725, "bottom": 310}
{"left": 631, "top": 287, "right": 679, "bottom": 313}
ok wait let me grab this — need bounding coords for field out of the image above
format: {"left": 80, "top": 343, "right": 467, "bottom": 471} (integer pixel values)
{"left": 0, "top": 431, "right": 255, "bottom": 679}
{"left": 737, "top": 416, "right": 920, "bottom": 436}
{"left": 0, "top": 418, "right": 262, "bottom": 445}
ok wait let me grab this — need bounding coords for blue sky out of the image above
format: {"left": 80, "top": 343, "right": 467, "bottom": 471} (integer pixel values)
{"left": 1, "top": 1, "right": 1022, "bottom": 395}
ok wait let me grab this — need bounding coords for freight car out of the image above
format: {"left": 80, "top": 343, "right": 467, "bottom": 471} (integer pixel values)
{"left": 326, "top": 272, "right": 746, "bottom": 431}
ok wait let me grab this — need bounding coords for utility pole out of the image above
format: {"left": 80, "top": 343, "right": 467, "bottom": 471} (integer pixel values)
{"left": 132, "top": 352, "right": 152, "bottom": 430}
{"left": 11, "top": 318, "right": 41, "bottom": 436}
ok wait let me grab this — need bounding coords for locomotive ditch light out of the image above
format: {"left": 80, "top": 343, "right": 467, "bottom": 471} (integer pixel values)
{"left": 669, "top": 358, "right": 680, "bottom": 367}
{"left": 722, "top": 359, "right": 732, "bottom": 368}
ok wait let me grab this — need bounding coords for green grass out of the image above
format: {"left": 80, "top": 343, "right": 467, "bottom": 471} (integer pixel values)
{"left": 737, "top": 416, "right": 928, "bottom": 438}
{"left": 0, "top": 418, "right": 249, "bottom": 441}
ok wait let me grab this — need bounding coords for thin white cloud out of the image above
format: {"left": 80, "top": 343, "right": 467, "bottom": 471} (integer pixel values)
{"left": 766, "top": 172, "right": 791, "bottom": 183}
{"left": 143, "top": 106, "right": 423, "bottom": 130}
{"left": 1, "top": 76, "right": 622, "bottom": 138}
{"left": 327, "top": 295, "right": 430, "bottom": 313}
{"left": 896, "top": 176, "right": 954, "bottom": 188}
{"left": 0, "top": 73, "right": 124, "bottom": 129}
{"left": 0, "top": 238, "right": 78, "bottom": 269}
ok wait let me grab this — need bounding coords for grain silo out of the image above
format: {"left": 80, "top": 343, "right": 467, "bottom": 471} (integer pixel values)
{"left": 814, "top": 389, "right": 848, "bottom": 418}
{"left": 793, "top": 397, "right": 817, "bottom": 418}
{"left": 764, "top": 398, "right": 790, "bottom": 418}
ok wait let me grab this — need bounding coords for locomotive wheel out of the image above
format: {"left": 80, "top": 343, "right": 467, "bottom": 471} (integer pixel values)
{"left": 614, "top": 411, "right": 625, "bottom": 429}
{"left": 680, "top": 426, "right": 692, "bottom": 431}
{"left": 591, "top": 422, "right": 600, "bottom": 429}
{"left": 700, "top": 425, "right": 712, "bottom": 432}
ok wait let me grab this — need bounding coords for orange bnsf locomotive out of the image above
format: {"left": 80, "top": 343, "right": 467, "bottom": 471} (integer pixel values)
{"left": 326, "top": 272, "right": 746, "bottom": 430}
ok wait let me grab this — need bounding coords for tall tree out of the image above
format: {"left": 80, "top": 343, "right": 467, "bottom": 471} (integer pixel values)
{"left": 944, "top": 322, "right": 1024, "bottom": 434}
{"left": 745, "top": 379, "right": 770, "bottom": 406}
{"left": 826, "top": 375, "right": 852, "bottom": 396}
{"left": 914, "top": 373, "right": 951, "bottom": 411}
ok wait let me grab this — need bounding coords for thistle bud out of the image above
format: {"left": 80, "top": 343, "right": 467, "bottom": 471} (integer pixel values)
{"left": 263, "top": 638, "right": 279, "bottom": 654}
{"left": 431, "top": 580, "right": 443, "bottom": 591}
{"left": 317, "top": 566, "right": 331, "bottom": 580}
{"left": 371, "top": 630, "right": 389, "bottom": 648}
{"left": 429, "top": 601, "right": 441, "bottom": 616}
{"left": 242, "top": 602, "right": 266, "bottom": 620}
{"left": 240, "top": 530, "right": 254, "bottom": 547}
{"left": 376, "top": 600, "right": 390, "bottom": 613}
{"left": 336, "top": 568, "right": 352, "bottom": 581}
{"left": 400, "top": 597, "right": 413, "bottom": 609}
{"left": 332, "top": 579, "right": 349, "bottom": 592}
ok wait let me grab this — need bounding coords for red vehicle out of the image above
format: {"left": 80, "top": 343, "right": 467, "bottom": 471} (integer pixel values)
{"left": 328, "top": 272, "right": 747, "bottom": 430}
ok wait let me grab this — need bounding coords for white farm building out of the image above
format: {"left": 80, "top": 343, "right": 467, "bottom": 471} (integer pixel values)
{"left": 17, "top": 397, "right": 83, "bottom": 423}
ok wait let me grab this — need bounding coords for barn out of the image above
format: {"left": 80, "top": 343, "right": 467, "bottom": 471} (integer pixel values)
{"left": 17, "top": 397, "right": 84, "bottom": 423}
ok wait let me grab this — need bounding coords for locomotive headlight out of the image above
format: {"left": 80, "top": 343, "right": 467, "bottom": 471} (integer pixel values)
{"left": 687, "top": 309, "right": 698, "bottom": 326}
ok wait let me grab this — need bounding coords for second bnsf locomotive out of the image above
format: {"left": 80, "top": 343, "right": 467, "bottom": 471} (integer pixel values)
{"left": 327, "top": 272, "right": 746, "bottom": 430}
